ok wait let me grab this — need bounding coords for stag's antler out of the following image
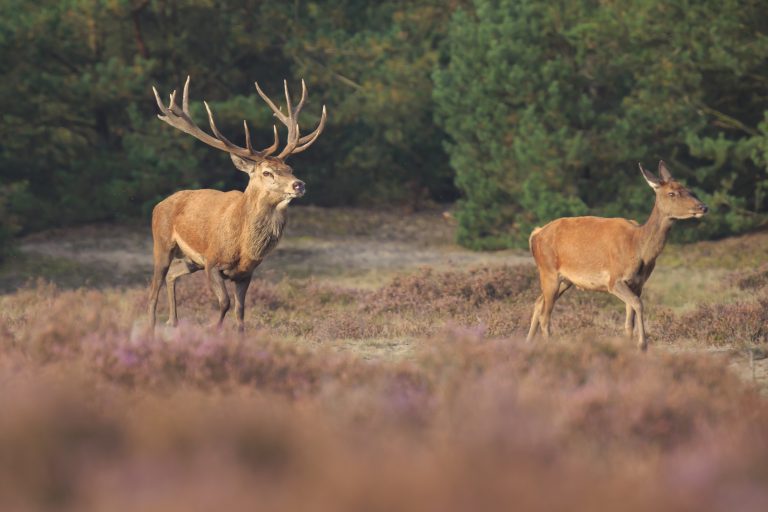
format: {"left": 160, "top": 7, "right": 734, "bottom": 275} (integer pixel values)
{"left": 153, "top": 76, "right": 326, "bottom": 161}
{"left": 255, "top": 79, "right": 327, "bottom": 159}
{"left": 153, "top": 76, "right": 278, "bottom": 159}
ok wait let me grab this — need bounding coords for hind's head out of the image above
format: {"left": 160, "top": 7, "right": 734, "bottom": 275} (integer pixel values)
{"left": 639, "top": 161, "right": 708, "bottom": 220}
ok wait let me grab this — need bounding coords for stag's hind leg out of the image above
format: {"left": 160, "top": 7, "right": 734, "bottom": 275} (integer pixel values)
{"left": 148, "top": 248, "right": 172, "bottom": 330}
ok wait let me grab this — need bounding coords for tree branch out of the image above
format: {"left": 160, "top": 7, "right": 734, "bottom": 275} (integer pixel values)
{"left": 131, "top": 0, "right": 151, "bottom": 59}
{"left": 293, "top": 55, "right": 363, "bottom": 90}
{"left": 698, "top": 104, "right": 759, "bottom": 136}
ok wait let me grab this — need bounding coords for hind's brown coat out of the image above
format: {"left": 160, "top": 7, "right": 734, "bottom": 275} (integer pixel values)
{"left": 526, "top": 162, "right": 708, "bottom": 350}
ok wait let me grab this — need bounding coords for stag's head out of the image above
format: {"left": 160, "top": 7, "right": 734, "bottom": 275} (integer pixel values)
{"left": 640, "top": 161, "right": 708, "bottom": 220}
{"left": 230, "top": 155, "right": 305, "bottom": 201}
{"left": 153, "top": 77, "right": 326, "bottom": 203}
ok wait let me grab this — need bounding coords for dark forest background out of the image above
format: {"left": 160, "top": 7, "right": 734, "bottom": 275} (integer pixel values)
{"left": 1, "top": 0, "right": 767, "bottom": 255}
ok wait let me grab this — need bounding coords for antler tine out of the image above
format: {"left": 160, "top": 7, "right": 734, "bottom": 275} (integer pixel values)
{"left": 278, "top": 80, "right": 302, "bottom": 158}
{"left": 293, "top": 79, "right": 308, "bottom": 118}
{"left": 255, "top": 81, "right": 289, "bottom": 124}
{"left": 277, "top": 129, "right": 299, "bottom": 159}
{"left": 292, "top": 105, "right": 327, "bottom": 154}
{"left": 203, "top": 101, "right": 242, "bottom": 150}
{"left": 182, "top": 75, "right": 191, "bottom": 115}
{"left": 243, "top": 120, "right": 254, "bottom": 154}
{"left": 283, "top": 79, "right": 293, "bottom": 124}
{"left": 152, "top": 86, "right": 168, "bottom": 115}
{"left": 298, "top": 104, "right": 326, "bottom": 145}
{"left": 244, "top": 119, "right": 280, "bottom": 156}
{"left": 262, "top": 125, "right": 279, "bottom": 156}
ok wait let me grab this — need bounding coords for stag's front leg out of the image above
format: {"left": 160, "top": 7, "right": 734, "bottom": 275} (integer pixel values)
{"left": 206, "top": 267, "right": 231, "bottom": 327}
{"left": 165, "top": 259, "right": 196, "bottom": 327}
{"left": 234, "top": 277, "right": 252, "bottom": 332}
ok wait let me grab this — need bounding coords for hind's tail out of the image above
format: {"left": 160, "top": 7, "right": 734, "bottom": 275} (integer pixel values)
{"left": 528, "top": 226, "right": 542, "bottom": 253}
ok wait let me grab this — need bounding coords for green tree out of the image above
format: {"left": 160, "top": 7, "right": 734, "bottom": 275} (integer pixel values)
{"left": 435, "top": 0, "right": 768, "bottom": 249}
{"left": 0, "top": 0, "right": 466, "bottom": 262}
{"left": 276, "top": 0, "right": 463, "bottom": 206}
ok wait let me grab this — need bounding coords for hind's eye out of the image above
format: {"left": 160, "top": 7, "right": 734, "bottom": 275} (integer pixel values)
{"left": 668, "top": 192, "right": 676, "bottom": 198}
{"left": 262, "top": 171, "right": 273, "bottom": 178}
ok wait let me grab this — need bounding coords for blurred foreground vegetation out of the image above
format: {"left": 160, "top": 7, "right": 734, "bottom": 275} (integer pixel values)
{"left": 1, "top": 244, "right": 768, "bottom": 509}
{"left": 1, "top": 0, "right": 767, "bottom": 253}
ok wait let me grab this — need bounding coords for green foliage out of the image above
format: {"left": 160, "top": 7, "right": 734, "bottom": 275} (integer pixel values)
{"left": 0, "top": 182, "right": 24, "bottom": 258}
{"left": 0, "top": 0, "right": 458, "bottom": 248}
{"left": 2, "top": 0, "right": 768, "bottom": 252}
{"left": 281, "top": 0, "right": 460, "bottom": 206}
{"left": 435, "top": 0, "right": 768, "bottom": 248}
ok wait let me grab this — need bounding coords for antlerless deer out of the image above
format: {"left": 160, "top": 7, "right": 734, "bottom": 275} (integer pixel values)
{"left": 526, "top": 162, "right": 708, "bottom": 351}
{"left": 148, "top": 77, "right": 326, "bottom": 331}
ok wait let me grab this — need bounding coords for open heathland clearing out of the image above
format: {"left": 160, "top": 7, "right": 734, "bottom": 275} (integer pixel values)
{"left": 1, "top": 206, "right": 767, "bottom": 511}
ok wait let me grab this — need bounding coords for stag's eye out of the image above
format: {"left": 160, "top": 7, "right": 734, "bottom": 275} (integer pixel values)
{"left": 262, "top": 171, "right": 273, "bottom": 178}
{"left": 668, "top": 192, "right": 676, "bottom": 198}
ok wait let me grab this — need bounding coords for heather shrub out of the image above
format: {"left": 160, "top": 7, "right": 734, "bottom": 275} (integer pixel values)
{"left": 3, "top": 284, "right": 142, "bottom": 361}
{"left": 144, "top": 266, "right": 538, "bottom": 341}
{"left": 91, "top": 326, "right": 368, "bottom": 396}
{"left": 368, "top": 265, "right": 537, "bottom": 314}
{"left": 656, "top": 299, "right": 768, "bottom": 346}
{"left": 736, "top": 264, "right": 768, "bottom": 291}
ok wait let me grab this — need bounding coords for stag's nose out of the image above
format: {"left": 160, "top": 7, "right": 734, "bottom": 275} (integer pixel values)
{"left": 699, "top": 204, "right": 709, "bottom": 214}
{"left": 292, "top": 180, "right": 306, "bottom": 195}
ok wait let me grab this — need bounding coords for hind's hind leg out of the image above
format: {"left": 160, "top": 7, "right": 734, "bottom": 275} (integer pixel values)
{"left": 529, "top": 280, "right": 571, "bottom": 340}
{"left": 526, "top": 294, "right": 544, "bottom": 342}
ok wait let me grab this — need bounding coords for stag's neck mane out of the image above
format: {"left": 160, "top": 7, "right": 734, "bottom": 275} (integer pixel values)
{"left": 238, "top": 183, "right": 288, "bottom": 261}
{"left": 636, "top": 199, "right": 674, "bottom": 264}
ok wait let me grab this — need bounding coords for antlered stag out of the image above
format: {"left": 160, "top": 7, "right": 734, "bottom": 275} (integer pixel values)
{"left": 526, "top": 161, "right": 708, "bottom": 350}
{"left": 148, "top": 77, "right": 326, "bottom": 330}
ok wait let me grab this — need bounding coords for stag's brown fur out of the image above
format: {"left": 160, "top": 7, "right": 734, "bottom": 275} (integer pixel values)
{"left": 526, "top": 162, "right": 708, "bottom": 350}
{"left": 147, "top": 78, "right": 325, "bottom": 330}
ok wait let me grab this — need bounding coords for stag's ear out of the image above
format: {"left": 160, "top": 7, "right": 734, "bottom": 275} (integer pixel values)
{"left": 639, "top": 163, "right": 661, "bottom": 189}
{"left": 231, "top": 154, "right": 256, "bottom": 174}
{"left": 658, "top": 160, "right": 673, "bottom": 182}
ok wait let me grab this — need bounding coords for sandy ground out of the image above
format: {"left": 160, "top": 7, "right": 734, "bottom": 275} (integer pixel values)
{"left": 10, "top": 206, "right": 531, "bottom": 288}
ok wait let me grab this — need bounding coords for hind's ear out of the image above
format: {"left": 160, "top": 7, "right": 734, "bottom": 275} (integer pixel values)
{"left": 639, "top": 163, "right": 661, "bottom": 190}
{"left": 231, "top": 154, "right": 256, "bottom": 174}
{"left": 658, "top": 160, "right": 673, "bottom": 182}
